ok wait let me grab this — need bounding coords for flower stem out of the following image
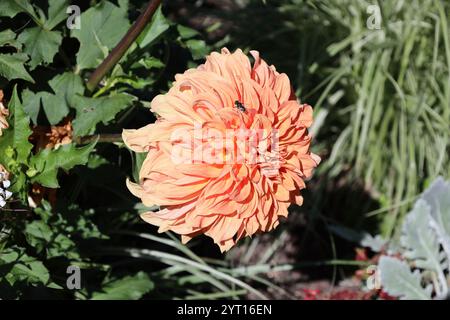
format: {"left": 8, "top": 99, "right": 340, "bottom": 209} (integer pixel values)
{"left": 76, "top": 134, "right": 123, "bottom": 144}
{"left": 86, "top": 0, "right": 162, "bottom": 92}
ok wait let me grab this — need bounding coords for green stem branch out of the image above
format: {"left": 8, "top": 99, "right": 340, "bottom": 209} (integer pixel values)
{"left": 86, "top": 0, "right": 162, "bottom": 92}
{"left": 76, "top": 134, "right": 123, "bottom": 144}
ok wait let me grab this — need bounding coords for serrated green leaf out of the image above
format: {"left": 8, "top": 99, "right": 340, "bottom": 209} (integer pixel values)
{"left": 24, "top": 217, "right": 78, "bottom": 259}
{"left": 379, "top": 256, "right": 432, "bottom": 300}
{"left": 47, "top": 234, "right": 77, "bottom": 258}
{"left": 72, "top": 93, "right": 135, "bottom": 136}
{"left": 0, "top": 0, "right": 36, "bottom": 19}
{"left": 30, "top": 142, "right": 97, "bottom": 188}
{"left": 44, "top": 0, "right": 70, "bottom": 30}
{"left": 41, "top": 92, "right": 69, "bottom": 125}
{"left": 48, "top": 72, "right": 85, "bottom": 107}
{"left": 71, "top": 0, "right": 130, "bottom": 70}
{"left": 0, "top": 53, "right": 34, "bottom": 82}
{"left": 137, "top": 5, "right": 169, "bottom": 48}
{"left": 22, "top": 90, "right": 67, "bottom": 125}
{"left": 91, "top": 272, "right": 153, "bottom": 300}
{"left": 8, "top": 86, "right": 33, "bottom": 164}
{"left": 17, "top": 27, "right": 62, "bottom": 70}
{"left": 22, "top": 89, "right": 42, "bottom": 124}
{"left": 22, "top": 72, "right": 83, "bottom": 125}
{"left": 7, "top": 258, "right": 50, "bottom": 286}
{"left": 0, "top": 248, "right": 50, "bottom": 286}
{"left": 0, "top": 29, "right": 22, "bottom": 49}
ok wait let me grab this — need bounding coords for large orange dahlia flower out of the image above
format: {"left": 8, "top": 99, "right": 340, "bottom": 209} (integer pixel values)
{"left": 123, "top": 48, "right": 320, "bottom": 252}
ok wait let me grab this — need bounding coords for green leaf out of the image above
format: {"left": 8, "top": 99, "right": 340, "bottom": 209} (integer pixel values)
{"left": 87, "top": 154, "right": 109, "bottom": 169}
{"left": 0, "top": 248, "right": 50, "bottom": 286}
{"left": 108, "top": 75, "right": 155, "bottom": 90}
{"left": 185, "top": 39, "right": 209, "bottom": 60}
{"left": 30, "top": 142, "right": 97, "bottom": 188}
{"left": 17, "top": 27, "right": 62, "bottom": 70}
{"left": 8, "top": 86, "right": 33, "bottom": 164}
{"left": 0, "top": 87, "right": 33, "bottom": 195}
{"left": 379, "top": 256, "right": 432, "bottom": 300}
{"left": 0, "top": 29, "right": 22, "bottom": 49}
{"left": 12, "top": 259, "right": 49, "bottom": 285}
{"left": 44, "top": 0, "right": 70, "bottom": 30}
{"left": 72, "top": 93, "right": 135, "bottom": 136}
{"left": 21, "top": 90, "right": 67, "bottom": 125}
{"left": 0, "top": 0, "right": 68, "bottom": 28}
{"left": 137, "top": 5, "right": 170, "bottom": 48}
{"left": 131, "top": 56, "right": 165, "bottom": 70}
{"left": 24, "top": 220, "right": 52, "bottom": 252}
{"left": 47, "top": 234, "right": 78, "bottom": 259}
{"left": 0, "top": 53, "right": 34, "bottom": 82}
{"left": 22, "top": 89, "right": 42, "bottom": 124}
{"left": 177, "top": 25, "right": 199, "bottom": 39}
{"left": 23, "top": 73, "right": 83, "bottom": 125}
{"left": 25, "top": 218, "right": 78, "bottom": 258}
{"left": 91, "top": 272, "right": 154, "bottom": 300}
{"left": 71, "top": 0, "right": 130, "bottom": 70}
{"left": 0, "top": 0, "right": 36, "bottom": 19}
{"left": 41, "top": 93, "right": 69, "bottom": 125}
{"left": 48, "top": 72, "right": 85, "bottom": 107}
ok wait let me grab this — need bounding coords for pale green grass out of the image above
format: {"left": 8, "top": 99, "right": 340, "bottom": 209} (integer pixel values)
{"left": 280, "top": 0, "right": 450, "bottom": 236}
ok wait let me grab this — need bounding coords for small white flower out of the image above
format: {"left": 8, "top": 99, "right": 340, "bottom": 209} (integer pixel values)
{"left": 2, "top": 180, "right": 10, "bottom": 189}
{"left": 4, "top": 190, "right": 12, "bottom": 200}
{"left": 3, "top": 180, "right": 11, "bottom": 189}
{"left": 0, "top": 197, "right": 6, "bottom": 208}
{"left": 0, "top": 171, "right": 12, "bottom": 208}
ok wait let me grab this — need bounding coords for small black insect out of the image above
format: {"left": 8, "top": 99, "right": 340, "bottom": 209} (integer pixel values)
{"left": 234, "top": 100, "right": 246, "bottom": 112}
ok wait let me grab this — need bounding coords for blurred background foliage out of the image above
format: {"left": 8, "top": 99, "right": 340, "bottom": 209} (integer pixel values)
{"left": 0, "top": 0, "right": 449, "bottom": 299}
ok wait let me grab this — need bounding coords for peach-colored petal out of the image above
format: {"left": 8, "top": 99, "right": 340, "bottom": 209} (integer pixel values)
{"left": 273, "top": 73, "right": 291, "bottom": 104}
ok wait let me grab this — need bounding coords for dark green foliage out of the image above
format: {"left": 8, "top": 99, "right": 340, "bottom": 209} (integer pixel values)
{"left": 0, "top": 0, "right": 217, "bottom": 300}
